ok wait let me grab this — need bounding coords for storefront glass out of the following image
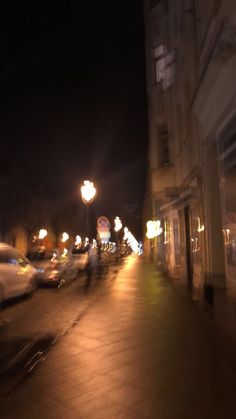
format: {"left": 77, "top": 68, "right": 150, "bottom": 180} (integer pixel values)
{"left": 220, "top": 134, "right": 236, "bottom": 281}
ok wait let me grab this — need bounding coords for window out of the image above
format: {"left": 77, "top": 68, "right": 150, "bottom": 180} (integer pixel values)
{"left": 173, "top": 218, "right": 181, "bottom": 265}
{"left": 158, "top": 125, "right": 170, "bottom": 166}
{"left": 176, "top": 104, "right": 182, "bottom": 149}
{"left": 0, "top": 252, "right": 12, "bottom": 264}
{"left": 220, "top": 132, "right": 236, "bottom": 270}
{"left": 154, "top": 45, "right": 165, "bottom": 58}
{"left": 153, "top": 45, "right": 175, "bottom": 89}
{"left": 0, "top": 250, "right": 28, "bottom": 266}
{"left": 153, "top": 45, "right": 165, "bottom": 84}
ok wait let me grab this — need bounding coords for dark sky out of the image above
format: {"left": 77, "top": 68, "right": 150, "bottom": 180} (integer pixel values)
{"left": 0, "top": 1, "right": 148, "bottom": 239}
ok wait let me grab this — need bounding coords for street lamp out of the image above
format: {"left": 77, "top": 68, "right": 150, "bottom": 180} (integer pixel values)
{"left": 81, "top": 180, "right": 96, "bottom": 204}
{"left": 80, "top": 180, "right": 96, "bottom": 239}
{"left": 146, "top": 220, "right": 163, "bottom": 239}
{"left": 38, "top": 229, "right": 47, "bottom": 240}
{"left": 114, "top": 216, "right": 122, "bottom": 233}
{"left": 61, "top": 232, "right": 69, "bottom": 243}
{"left": 75, "top": 235, "right": 82, "bottom": 246}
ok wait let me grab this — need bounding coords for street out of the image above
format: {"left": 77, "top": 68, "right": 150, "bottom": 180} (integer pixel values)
{"left": 0, "top": 261, "right": 120, "bottom": 400}
{"left": 1, "top": 255, "right": 236, "bottom": 418}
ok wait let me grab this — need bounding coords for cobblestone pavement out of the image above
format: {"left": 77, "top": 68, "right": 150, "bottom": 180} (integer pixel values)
{"left": 1, "top": 255, "right": 236, "bottom": 419}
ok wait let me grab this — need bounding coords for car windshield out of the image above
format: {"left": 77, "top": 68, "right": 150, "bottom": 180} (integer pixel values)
{"left": 0, "top": 250, "right": 29, "bottom": 266}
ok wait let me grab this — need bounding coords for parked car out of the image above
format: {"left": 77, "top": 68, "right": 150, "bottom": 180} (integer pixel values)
{"left": 29, "top": 250, "right": 80, "bottom": 287}
{"left": 0, "top": 243, "right": 37, "bottom": 306}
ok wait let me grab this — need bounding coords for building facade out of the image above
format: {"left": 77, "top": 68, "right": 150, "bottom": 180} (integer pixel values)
{"left": 143, "top": 0, "right": 236, "bottom": 302}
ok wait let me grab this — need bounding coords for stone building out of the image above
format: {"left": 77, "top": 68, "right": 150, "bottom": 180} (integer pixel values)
{"left": 143, "top": 0, "right": 236, "bottom": 302}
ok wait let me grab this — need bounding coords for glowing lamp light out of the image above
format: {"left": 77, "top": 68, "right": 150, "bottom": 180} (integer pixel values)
{"left": 62, "top": 248, "right": 68, "bottom": 257}
{"left": 75, "top": 235, "right": 82, "bottom": 246}
{"left": 114, "top": 216, "right": 122, "bottom": 232}
{"left": 123, "top": 227, "right": 129, "bottom": 238}
{"left": 81, "top": 180, "right": 96, "bottom": 204}
{"left": 61, "top": 232, "right": 69, "bottom": 242}
{"left": 197, "top": 217, "right": 205, "bottom": 232}
{"left": 123, "top": 227, "right": 139, "bottom": 254}
{"left": 38, "top": 229, "right": 47, "bottom": 240}
{"left": 146, "top": 220, "right": 163, "bottom": 239}
{"left": 222, "top": 229, "right": 231, "bottom": 245}
{"left": 51, "top": 252, "right": 57, "bottom": 262}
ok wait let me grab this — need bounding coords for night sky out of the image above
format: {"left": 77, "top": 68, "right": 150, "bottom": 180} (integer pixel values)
{"left": 0, "top": 1, "right": 148, "bottom": 240}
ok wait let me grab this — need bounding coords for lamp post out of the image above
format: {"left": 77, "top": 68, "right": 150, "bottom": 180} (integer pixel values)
{"left": 38, "top": 229, "right": 47, "bottom": 240}
{"left": 80, "top": 180, "right": 96, "bottom": 240}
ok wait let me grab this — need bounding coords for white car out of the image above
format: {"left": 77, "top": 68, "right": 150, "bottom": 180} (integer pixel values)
{"left": 0, "top": 243, "right": 37, "bottom": 305}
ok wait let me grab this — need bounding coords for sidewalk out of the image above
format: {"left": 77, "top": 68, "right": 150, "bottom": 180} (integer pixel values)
{"left": 1, "top": 255, "right": 236, "bottom": 419}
